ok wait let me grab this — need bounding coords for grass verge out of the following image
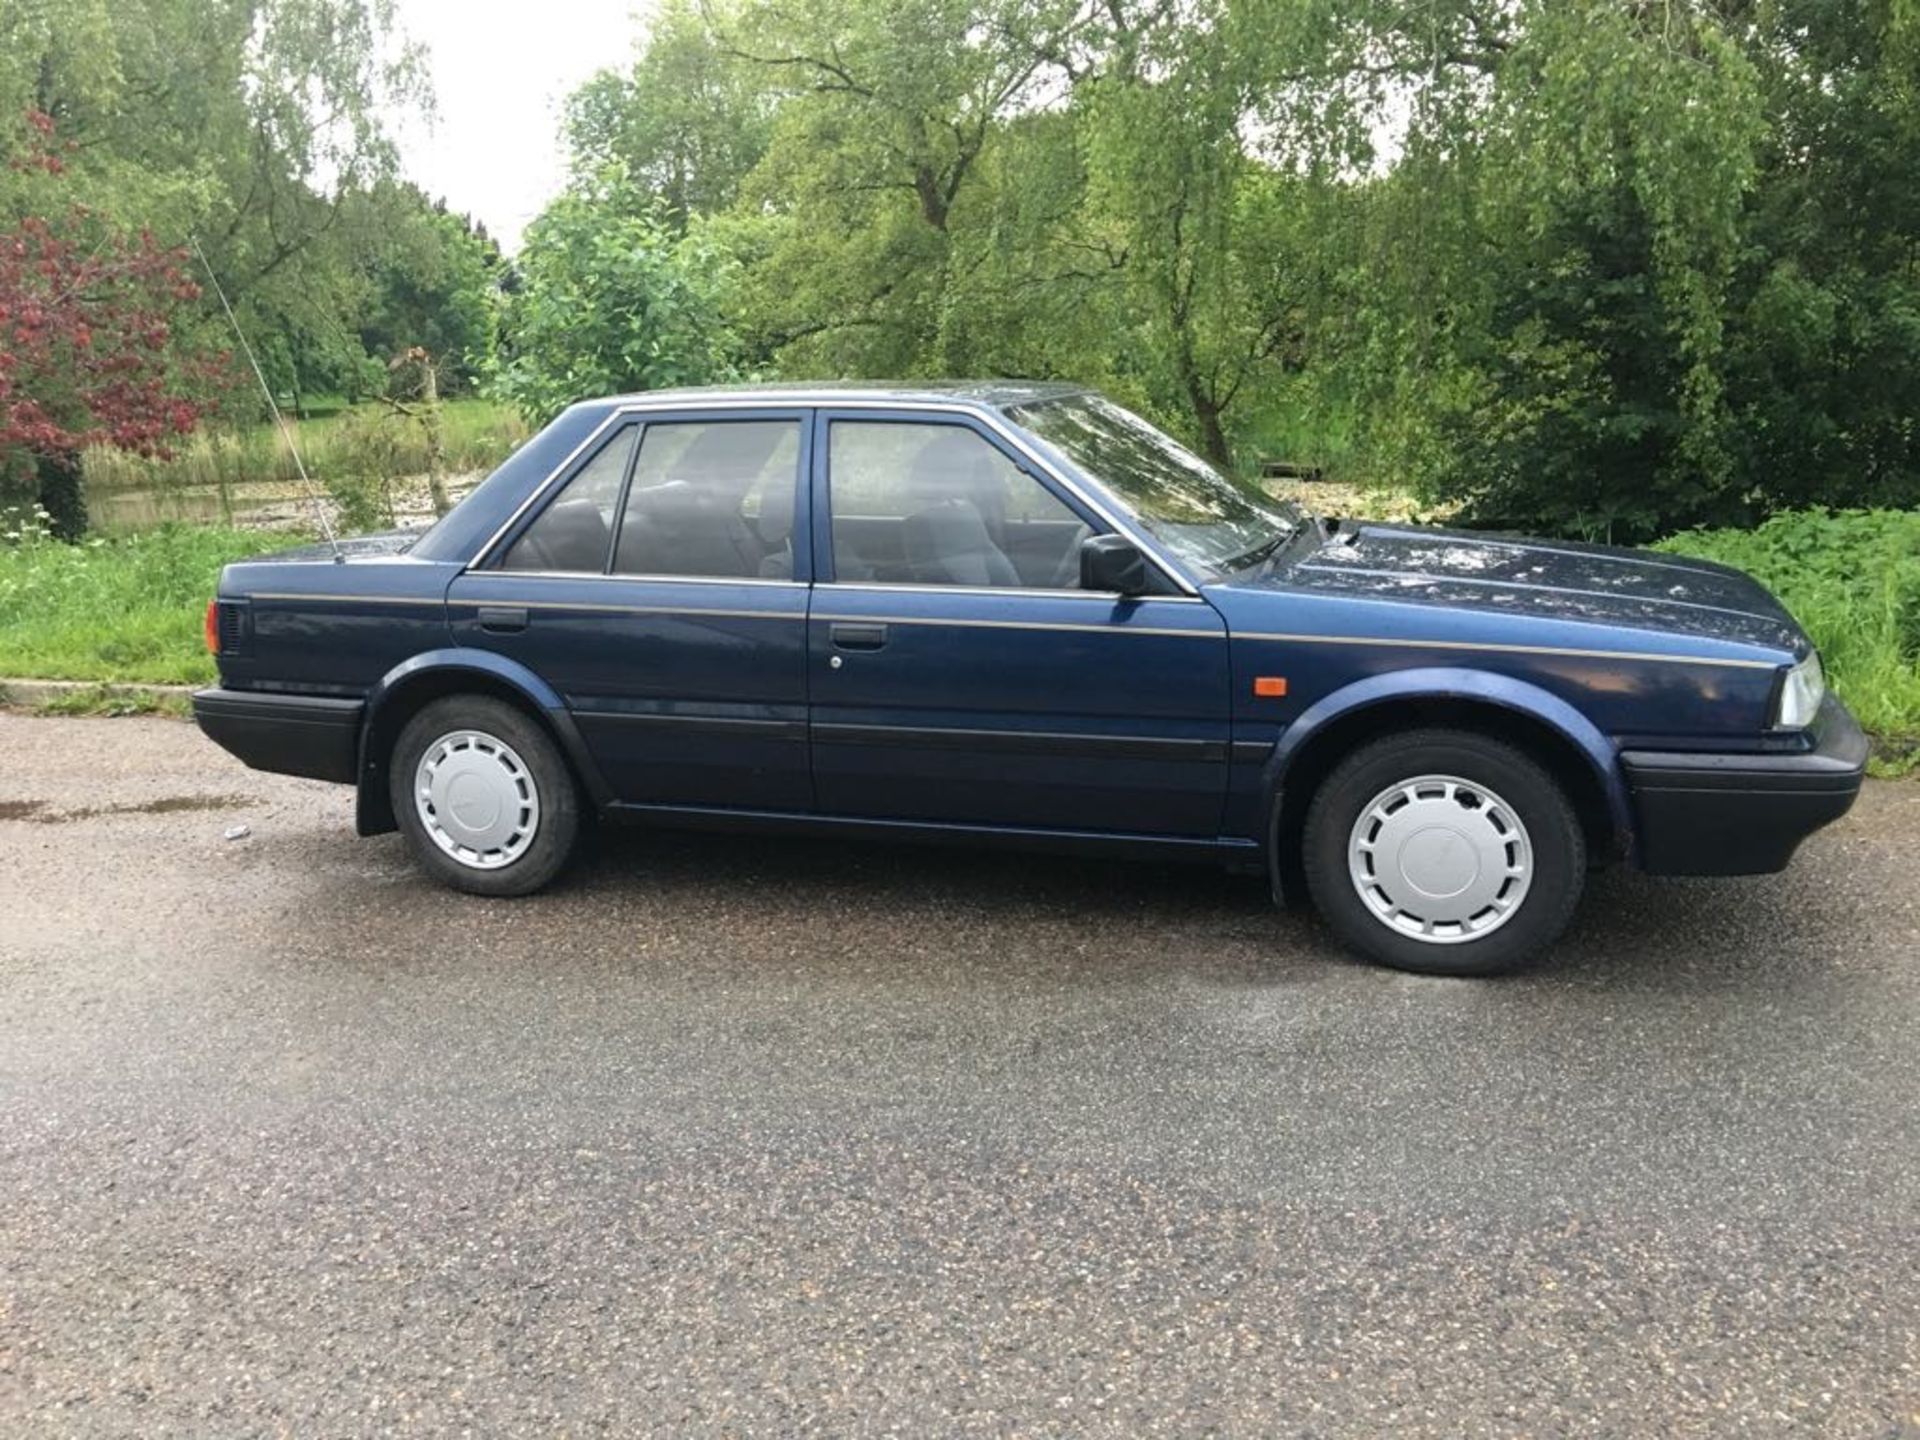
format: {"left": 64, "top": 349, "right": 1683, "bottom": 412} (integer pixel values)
{"left": 1655, "top": 509, "right": 1920, "bottom": 774}
{"left": 24, "top": 684, "right": 192, "bottom": 718}
{"left": 0, "top": 523, "right": 305, "bottom": 685}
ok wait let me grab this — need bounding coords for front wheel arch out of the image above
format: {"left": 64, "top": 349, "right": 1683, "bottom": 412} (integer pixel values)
{"left": 1267, "top": 690, "right": 1624, "bottom": 905}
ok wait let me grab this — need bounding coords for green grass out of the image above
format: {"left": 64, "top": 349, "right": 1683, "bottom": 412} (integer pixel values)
{"left": 28, "top": 684, "right": 192, "bottom": 718}
{"left": 1655, "top": 509, "right": 1920, "bottom": 771}
{"left": 0, "top": 523, "right": 306, "bottom": 685}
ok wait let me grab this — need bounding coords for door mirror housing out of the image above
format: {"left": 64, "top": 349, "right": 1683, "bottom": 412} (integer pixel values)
{"left": 1079, "top": 533, "right": 1151, "bottom": 596}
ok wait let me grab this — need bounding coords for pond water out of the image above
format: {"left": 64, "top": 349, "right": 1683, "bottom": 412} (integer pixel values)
{"left": 88, "top": 472, "right": 482, "bottom": 535}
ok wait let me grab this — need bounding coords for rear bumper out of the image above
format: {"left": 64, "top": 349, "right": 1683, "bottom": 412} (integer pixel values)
{"left": 1622, "top": 698, "right": 1868, "bottom": 876}
{"left": 192, "top": 687, "right": 362, "bottom": 785}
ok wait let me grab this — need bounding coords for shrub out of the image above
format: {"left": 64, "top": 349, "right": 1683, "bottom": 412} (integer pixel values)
{"left": 0, "top": 519, "right": 305, "bottom": 685}
{"left": 1655, "top": 510, "right": 1920, "bottom": 765}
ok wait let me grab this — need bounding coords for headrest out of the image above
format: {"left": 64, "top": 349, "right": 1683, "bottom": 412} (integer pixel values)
{"left": 625, "top": 480, "right": 707, "bottom": 530}
{"left": 903, "top": 498, "right": 993, "bottom": 561}
{"left": 756, "top": 476, "right": 795, "bottom": 545}
{"left": 667, "top": 421, "right": 789, "bottom": 487}
{"left": 519, "top": 496, "right": 609, "bottom": 572}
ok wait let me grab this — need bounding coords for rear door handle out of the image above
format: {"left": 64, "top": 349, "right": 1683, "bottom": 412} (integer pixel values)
{"left": 829, "top": 622, "right": 888, "bottom": 651}
{"left": 478, "top": 605, "right": 528, "bottom": 634}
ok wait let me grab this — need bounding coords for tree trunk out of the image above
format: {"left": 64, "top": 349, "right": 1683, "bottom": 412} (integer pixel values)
{"left": 35, "top": 449, "right": 87, "bottom": 541}
{"left": 1193, "top": 400, "right": 1231, "bottom": 472}
{"left": 422, "top": 360, "right": 450, "bottom": 518}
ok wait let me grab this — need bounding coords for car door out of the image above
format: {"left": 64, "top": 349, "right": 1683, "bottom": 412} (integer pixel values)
{"left": 806, "top": 408, "right": 1231, "bottom": 836}
{"left": 448, "top": 406, "right": 814, "bottom": 811}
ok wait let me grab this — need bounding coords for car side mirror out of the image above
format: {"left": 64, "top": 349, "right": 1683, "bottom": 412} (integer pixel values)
{"left": 1080, "top": 533, "right": 1150, "bottom": 596}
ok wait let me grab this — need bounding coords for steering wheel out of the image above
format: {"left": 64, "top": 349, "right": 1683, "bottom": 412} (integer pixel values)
{"left": 1050, "top": 524, "right": 1094, "bottom": 588}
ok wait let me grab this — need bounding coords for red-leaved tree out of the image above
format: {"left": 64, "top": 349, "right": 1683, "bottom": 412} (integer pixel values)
{"left": 1, "top": 112, "right": 222, "bottom": 538}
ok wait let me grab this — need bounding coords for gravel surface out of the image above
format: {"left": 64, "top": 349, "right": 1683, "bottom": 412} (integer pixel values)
{"left": 1, "top": 713, "right": 1916, "bottom": 1436}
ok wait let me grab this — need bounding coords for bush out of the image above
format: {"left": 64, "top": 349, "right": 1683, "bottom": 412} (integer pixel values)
{"left": 0, "top": 516, "right": 305, "bottom": 685}
{"left": 1655, "top": 510, "right": 1920, "bottom": 766}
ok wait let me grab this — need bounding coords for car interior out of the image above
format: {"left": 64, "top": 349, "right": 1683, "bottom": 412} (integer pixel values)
{"left": 502, "top": 419, "right": 1091, "bottom": 587}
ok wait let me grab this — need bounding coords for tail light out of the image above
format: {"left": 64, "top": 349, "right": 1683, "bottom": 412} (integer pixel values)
{"left": 204, "top": 598, "right": 220, "bottom": 655}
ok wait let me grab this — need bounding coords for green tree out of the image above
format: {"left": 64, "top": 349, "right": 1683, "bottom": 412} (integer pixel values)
{"left": 490, "top": 171, "right": 743, "bottom": 424}
{"left": 1, "top": 0, "right": 429, "bottom": 413}
{"left": 566, "top": 0, "right": 772, "bottom": 231}
{"left": 347, "top": 183, "right": 500, "bottom": 393}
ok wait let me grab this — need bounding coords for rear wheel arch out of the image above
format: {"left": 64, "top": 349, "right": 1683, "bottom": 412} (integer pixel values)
{"left": 1268, "top": 691, "right": 1625, "bottom": 901}
{"left": 356, "top": 659, "right": 601, "bottom": 836}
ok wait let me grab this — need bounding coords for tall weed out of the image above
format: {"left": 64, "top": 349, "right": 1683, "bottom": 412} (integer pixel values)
{"left": 0, "top": 513, "right": 305, "bottom": 684}
{"left": 1656, "top": 510, "right": 1920, "bottom": 764}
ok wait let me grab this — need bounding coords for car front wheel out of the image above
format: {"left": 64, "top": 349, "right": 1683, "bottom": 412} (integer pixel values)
{"left": 1301, "top": 728, "right": 1586, "bottom": 976}
{"left": 390, "top": 695, "right": 581, "bottom": 896}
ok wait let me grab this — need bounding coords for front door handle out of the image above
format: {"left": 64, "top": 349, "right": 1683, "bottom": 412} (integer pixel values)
{"left": 478, "top": 605, "right": 529, "bottom": 634}
{"left": 829, "top": 622, "right": 888, "bottom": 651}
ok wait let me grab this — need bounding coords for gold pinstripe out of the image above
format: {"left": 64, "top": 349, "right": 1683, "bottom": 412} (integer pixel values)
{"left": 244, "top": 593, "right": 1781, "bottom": 667}
{"left": 1231, "top": 630, "right": 1780, "bottom": 670}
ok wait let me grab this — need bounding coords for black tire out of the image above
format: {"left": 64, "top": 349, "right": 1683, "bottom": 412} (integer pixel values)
{"left": 1300, "top": 727, "right": 1585, "bottom": 976}
{"left": 389, "top": 695, "right": 581, "bottom": 897}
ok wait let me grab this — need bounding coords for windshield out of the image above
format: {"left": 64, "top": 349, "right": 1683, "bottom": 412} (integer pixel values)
{"left": 1007, "top": 393, "right": 1301, "bottom": 575}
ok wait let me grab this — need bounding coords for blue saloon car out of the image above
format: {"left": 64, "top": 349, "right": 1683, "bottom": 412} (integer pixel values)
{"left": 194, "top": 384, "right": 1866, "bottom": 975}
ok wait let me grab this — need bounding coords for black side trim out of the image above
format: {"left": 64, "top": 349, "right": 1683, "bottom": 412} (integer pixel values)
{"left": 193, "top": 687, "right": 362, "bottom": 784}
{"left": 1622, "top": 698, "right": 1867, "bottom": 875}
{"left": 810, "top": 721, "right": 1225, "bottom": 762}
{"left": 606, "top": 799, "right": 1261, "bottom": 864}
{"left": 574, "top": 709, "right": 807, "bottom": 743}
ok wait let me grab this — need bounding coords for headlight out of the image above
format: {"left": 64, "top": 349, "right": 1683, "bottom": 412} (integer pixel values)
{"left": 1774, "top": 651, "right": 1826, "bottom": 729}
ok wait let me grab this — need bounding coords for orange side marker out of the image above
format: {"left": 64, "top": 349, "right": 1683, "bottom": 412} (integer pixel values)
{"left": 1253, "top": 676, "right": 1288, "bottom": 698}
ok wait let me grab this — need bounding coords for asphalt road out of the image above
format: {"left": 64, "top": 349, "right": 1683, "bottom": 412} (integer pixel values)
{"left": 1, "top": 713, "right": 1916, "bottom": 1436}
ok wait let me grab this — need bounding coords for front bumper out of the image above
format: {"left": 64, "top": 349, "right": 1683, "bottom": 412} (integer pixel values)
{"left": 192, "top": 687, "right": 363, "bottom": 785}
{"left": 1622, "top": 697, "right": 1868, "bottom": 876}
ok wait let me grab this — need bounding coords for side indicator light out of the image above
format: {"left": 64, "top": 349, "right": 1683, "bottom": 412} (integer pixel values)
{"left": 204, "top": 599, "right": 220, "bottom": 655}
{"left": 1253, "top": 676, "right": 1288, "bottom": 697}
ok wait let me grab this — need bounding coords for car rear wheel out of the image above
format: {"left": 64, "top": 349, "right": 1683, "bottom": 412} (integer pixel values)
{"left": 1301, "top": 728, "right": 1585, "bottom": 976}
{"left": 390, "top": 695, "right": 580, "bottom": 896}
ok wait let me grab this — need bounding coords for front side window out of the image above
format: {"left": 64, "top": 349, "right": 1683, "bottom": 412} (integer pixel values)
{"left": 614, "top": 420, "right": 801, "bottom": 579}
{"left": 828, "top": 420, "right": 1087, "bottom": 588}
{"left": 1008, "top": 394, "right": 1303, "bottom": 575}
{"left": 499, "top": 425, "right": 637, "bottom": 572}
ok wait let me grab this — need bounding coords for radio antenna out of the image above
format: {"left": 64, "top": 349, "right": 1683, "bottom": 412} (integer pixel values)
{"left": 190, "top": 236, "right": 344, "bottom": 563}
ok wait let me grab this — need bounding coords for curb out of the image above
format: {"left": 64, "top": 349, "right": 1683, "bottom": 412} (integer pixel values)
{"left": 0, "top": 677, "right": 195, "bottom": 711}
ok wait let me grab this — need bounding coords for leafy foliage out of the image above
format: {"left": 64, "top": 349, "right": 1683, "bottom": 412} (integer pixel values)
{"left": 489, "top": 172, "right": 743, "bottom": 425}
{"left": 546, "top": 0, "right": 1920, "bottom": 539}
{"left": 0, "top": 514, "right": 301, "bottom": 683}
{"left": 1657, "top": 510, "right": 1920, "bottom": 764}
{"left": 0, "top": 190, "right": 226, "bottom": 536}
{"left": 2, "top": 0, "right": 502, "bottom": 454}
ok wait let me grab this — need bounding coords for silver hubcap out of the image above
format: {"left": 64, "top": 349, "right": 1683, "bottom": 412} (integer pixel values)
{"left": 1347, "top": 774, "right": 1533, "bottom": 944}
{"left": 414, "top": 729, "right": 540, "bottom": 870}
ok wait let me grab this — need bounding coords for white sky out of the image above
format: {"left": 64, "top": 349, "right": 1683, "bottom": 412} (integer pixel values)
{"left": 391, "top": 0, "right": 655, "bottom": 251}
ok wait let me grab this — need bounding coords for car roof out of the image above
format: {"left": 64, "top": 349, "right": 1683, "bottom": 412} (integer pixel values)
{"left": 582, "top": 380, "right": 1090, "bottom": 414}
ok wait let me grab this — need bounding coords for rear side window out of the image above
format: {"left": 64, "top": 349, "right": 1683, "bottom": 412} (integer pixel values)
{"left": 498, "top": 426, "right": 636, "bottom": 572}
{"left": 612, "top": 420, "right": 801, "bottom": 579}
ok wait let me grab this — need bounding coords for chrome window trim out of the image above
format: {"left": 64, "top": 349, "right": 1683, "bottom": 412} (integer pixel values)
{"left": 474, "top": 569, "right": 808, "bottom": 590}
{"left": 464, "top": 396, "right": 1202, "bottom": 596}
{"left": 451, "top": 596, "right": 802, "bottom": 622}
{"left": 809, "top": 611, "right": 1222, "bottom": 640}
{"left": 816, "top": 579, "right": 1208, "bottom": 604}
